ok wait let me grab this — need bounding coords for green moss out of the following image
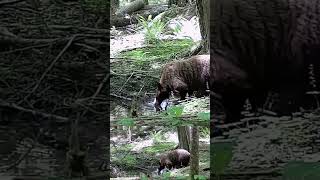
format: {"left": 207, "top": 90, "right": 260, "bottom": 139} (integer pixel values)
{"left": 111, "top": 144, "right": 133, "bottom": 154}
{"left": 113, "top": 154, "right": 137, "bottom": 168}
{"left": 119, "top": 39, "right": 195, "bottom": 65}
{"left": 142, "top": 143, "right": 176, "bottom": 155}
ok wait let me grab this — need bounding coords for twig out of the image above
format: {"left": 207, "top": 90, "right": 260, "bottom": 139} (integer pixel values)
{"left": 0, "top": 42, "right": 52, "bottom": 55}
{"left": 91, "top": 73, "right": 110, "bottom": 101}
{"left": 0, "top": 98, "right": 69, "bottom": 122}
{"left": 118, "top": 72, "right": 134, "bottom": 93}
{"left": 110, "top": 93, "right": 132, "bottom": 101}
{"left": 110, "top": 70, "right": 158, "bottom": 79}
{"left": 78, "top": 73, "right": 110, "bottom": 117}
{"left": 0, "top": 138, "right": 35, "bottom": 172}
{"left": 0, "top": 0, "right": 25, "bottom": 6}
{"left": 22, "top": 35, "right": 78, "bottom": 103}
{"left": 74, "top": 42, "right": 101, "bottom": 52}
{"left": 6, "top": 24, "right": 110, "bottom": 34}
{"left": 137, "top": 80, "right": 145, "bottom": 96}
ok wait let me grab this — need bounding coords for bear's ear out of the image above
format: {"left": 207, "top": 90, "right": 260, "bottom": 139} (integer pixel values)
{"left": 157, "top": 82, "right": 162, "bottom": 90}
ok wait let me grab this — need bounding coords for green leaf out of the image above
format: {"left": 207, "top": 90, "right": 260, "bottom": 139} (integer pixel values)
{"left": 117, "top": 118, "right": 135, "bottom": 127}
{"left": 198, "top": 112, "right": 210, "bottom": 121}
{"left": 176, "top": 175, "right": 189, "bottom": 180}
{"left": 211, "top": 142, "right": 234, "bottom": 175}
{"left": 167, "top": 106, "right": 184, "bottom": 117}
{"left": 170, "top": 118, "right": 181, "bottom": 126}
{"left": 140, "top": 174, "right": 148, "bottom": 180}
{"left": 282, "top": 161, "right": 320, "bottom": 180}
{"left": 194, "top": 175, "right": 207, "bottom": 180}
{"left": 162, "top": 171, "right": 171, "bottom": 179}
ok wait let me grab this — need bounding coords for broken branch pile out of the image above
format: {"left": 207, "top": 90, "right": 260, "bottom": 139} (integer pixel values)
{"left": 0, "top": 1, "right": 109, "bottom": 124}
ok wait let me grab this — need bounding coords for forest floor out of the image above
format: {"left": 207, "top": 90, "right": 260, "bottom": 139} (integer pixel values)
{"left": 0, "top": 0, "right": 108, "bottom": 179}
{"left": 110, "top": 3, "right": 210, "bottom": 178}
{"left": 212, "top": 109, "right": 320, "bottom": 180}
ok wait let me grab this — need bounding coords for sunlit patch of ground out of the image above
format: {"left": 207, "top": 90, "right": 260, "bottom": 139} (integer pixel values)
{"left": 110, "top": 6, "right": 207, "bottom": 178}
{"left": 110, "top": 15, "right": 201, "bottom": 58}
{"left": 181, "top": 96, "right": 210, "bottom": 115}
{"left": 110, "top": 32, "right": 146, "bottom": 58}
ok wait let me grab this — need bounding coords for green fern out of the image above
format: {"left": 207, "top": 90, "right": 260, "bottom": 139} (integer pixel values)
{"left": 137, "top": 15, "right": 167, "bottom": 44}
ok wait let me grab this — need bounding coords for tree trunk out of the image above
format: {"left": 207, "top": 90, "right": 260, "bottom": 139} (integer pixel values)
{"left": 190, "top": 126, "right": 199, "bottom": 180}
{"left": 177, "top": 126, "right": 190, "bottom": 151}
{"left": 115, "top": 0, "right": 146, "bottom": 16}
{"left": 196, "top": 0, "right": 209, "bottom": 53}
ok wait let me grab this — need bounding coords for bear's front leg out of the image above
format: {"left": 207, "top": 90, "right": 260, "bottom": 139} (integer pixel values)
{"left": 172, "top": 79, "right": 188, "bottom": 100}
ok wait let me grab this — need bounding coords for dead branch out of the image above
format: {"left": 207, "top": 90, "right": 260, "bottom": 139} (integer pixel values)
{"left": 111, "top": 93, "right": 133, "bottom": 101}
{"left": 118, "top": 72, "right": 134, "bottom": 93}
{"left": 0, "top": 0, "right": 25, "bottom": 6}
{"left": 74, "top": 42, "right": 100, "bottom": 52}
{"left": 0, "top": 138, "right": 35, "bottom": 172}
{"left": 77, "top": 73, "right": 110, "bottom": 117}
{"left": 25, "top": 34, "right": 78, "bottom": 100}
{"left": 6, "top": 24, "right": 109, "bottom": 34}
{"left": 0, "top": 42, "right": 53, "bottom": 54}
{"left": 0, "top": 98, "right": 69, "bottom": 122}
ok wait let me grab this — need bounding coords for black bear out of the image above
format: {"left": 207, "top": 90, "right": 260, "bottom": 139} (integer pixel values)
{"left": 155, "top": 55, "right": 209, "bottom": 111}
{"left": 158, "top": 149, "right": 190, "bottom": 175}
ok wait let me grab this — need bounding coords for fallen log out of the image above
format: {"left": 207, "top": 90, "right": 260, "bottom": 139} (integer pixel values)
{"left": 111, "top": 5, "right": 168, "bottom": 27}
{"left": 115, "top": 0, "right": 146, "bottom": 16}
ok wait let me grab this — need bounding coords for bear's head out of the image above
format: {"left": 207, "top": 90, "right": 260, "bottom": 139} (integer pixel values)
{"left": 155, "top": 83, "right": 171, "bottom": 111}
{"left": 158, "top": 156, "right": 173, "bottom": 175}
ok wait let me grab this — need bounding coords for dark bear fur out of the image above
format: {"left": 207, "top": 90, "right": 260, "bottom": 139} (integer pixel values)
{"left": 211, "top": 0, "right": 320, "bottom": 121}
{"left": 211, "top": 51, "right": 270, "bottom": 122}
{"left": 210, "top": 51, "right": 260, "bottom": 122}
{"left": 158, "top": 149, "right": 190, "bottom": 175}
{"left": 155, "top": 55, "right": 209, "bottom": 111}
